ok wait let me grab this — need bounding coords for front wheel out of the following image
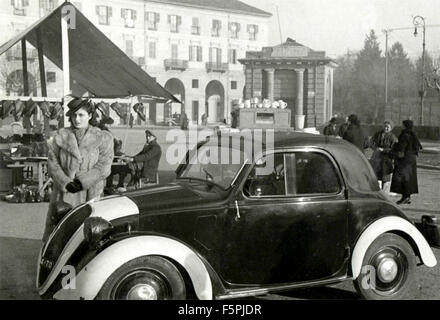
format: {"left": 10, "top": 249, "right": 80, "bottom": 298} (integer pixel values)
{"left": 97, "top": 256, "right": 186, "bottom": 300}
{"left": 353, "top": 233, "right": 416, "bottom": 300}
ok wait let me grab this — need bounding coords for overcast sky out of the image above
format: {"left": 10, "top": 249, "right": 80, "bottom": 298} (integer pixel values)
{"left": 245, "top": 0, "right": 440, "bottom": 59}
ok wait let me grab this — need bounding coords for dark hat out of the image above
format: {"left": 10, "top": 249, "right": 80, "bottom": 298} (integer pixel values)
{"left": 329, "top": 117, "right": 337, "bottom": 124}
{"left": 145, "top": 129, "right": 155, "bottom": 137}
{"left": 348, "top": 114, "right": 360, "bottom": 125}
{"left": 403, "top": 119, "right": 413, "bottom": 129}
{"left": 66, "top": 98, "right": 94, "bottom": 117}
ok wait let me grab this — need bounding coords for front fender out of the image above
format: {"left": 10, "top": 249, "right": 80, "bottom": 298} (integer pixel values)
{"left": 351, "top": 216, "right": 437, "bottom": 279}
{"left": 53, "top": 236, "right": 213, "bottom": 300}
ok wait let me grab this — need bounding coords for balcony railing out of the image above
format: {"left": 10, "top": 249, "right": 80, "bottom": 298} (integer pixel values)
{"left": 206, "top": 62, "right": 228, "bottom": 73}
{"left": 164, "top": 59, "right": 188, "bottom": 71}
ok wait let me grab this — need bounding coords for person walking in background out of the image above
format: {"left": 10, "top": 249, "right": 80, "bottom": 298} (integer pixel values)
{"left": 391, "top": 120, "right": 423, "bottom": 205}
{"left": 180, "top": 112, "right": 189, "bottom": 130}
{"left": 129, "top": 113, "right": 134, "bottom": 128}
{"left": 201, "top": 113, "right": 207, "bottom": 126}
{"left": 43, "top": 98, "right": 114, "bottom": 241}
{"left": 343, "top": 114, "right": 366, "bottom": 152}
{"left": 370, "top": 120, "right": 398, "bottom": 190}
{"left": 323, "top": 117, "right": 338, "bottom": 137}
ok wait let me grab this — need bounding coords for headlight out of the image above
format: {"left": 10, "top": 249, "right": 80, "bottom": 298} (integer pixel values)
{"left": 83, "top": 217, "right": 113, "bottom": 248}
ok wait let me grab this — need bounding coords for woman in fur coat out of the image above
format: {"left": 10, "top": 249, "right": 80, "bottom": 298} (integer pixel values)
{"left": 42, "top": 98, "right": 114, "bottom": 241}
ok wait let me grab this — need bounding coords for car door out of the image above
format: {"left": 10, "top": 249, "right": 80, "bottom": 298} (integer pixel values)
{"left": 219, "top": 149, "right": 349, "bottom": 285}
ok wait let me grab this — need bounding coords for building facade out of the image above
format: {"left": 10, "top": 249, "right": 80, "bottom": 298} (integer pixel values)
{"left": 239, "top": 38, "right": 337, "bottom": 128}
{"left": 0, "top": 0, "right": 271, "bottom": 125}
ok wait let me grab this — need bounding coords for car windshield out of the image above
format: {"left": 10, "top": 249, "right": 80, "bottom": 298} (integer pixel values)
{"left": 178, "top": 144, "right": 248, "bottom": 189}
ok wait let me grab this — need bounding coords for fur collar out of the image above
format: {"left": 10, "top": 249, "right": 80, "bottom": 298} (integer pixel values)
{"left": 50, "top": 126, "right": 104, "bottom": 160}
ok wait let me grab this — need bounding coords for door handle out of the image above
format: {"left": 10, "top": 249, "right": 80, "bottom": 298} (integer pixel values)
{"left": 234, "top": 200, "right": 241, "bottom": 221}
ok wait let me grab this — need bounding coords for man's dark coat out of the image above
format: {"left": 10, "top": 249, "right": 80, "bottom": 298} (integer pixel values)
{"left": 343, "top": 124, "right": 366, "bottom": 152}
{"left": 390, "top": 129, "right": 422, "bottom": 196}
{"left": 134, "top": 140, "right": 162, "bottom": 181}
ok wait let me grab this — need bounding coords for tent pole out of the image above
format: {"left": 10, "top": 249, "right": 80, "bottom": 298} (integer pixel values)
{"left": 21, "top": 39, "right": 31, "bottom": 133}
{"left": 21, "top": 39, "right": 29, "bottom": 96}
{"left": 61, "top": 10, "right": 71, "bottom": 128}
{"left": 37, "top": 27, "right": 49, "bottom": 137}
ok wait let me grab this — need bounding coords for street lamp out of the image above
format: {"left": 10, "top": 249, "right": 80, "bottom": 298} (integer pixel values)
{"left": 413, "top": 15, "right": 426, "bottom": 126}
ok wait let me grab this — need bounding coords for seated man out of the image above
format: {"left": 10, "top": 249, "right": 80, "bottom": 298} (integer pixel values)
{"left": 127, "top": 130, "right": 161, "bottom": 185}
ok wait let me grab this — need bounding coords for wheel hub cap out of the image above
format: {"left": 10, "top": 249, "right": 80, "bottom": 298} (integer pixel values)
{"left": 377, "top": 258, "right": 399, "bottom": 283}
{"left": 127, "top": 284, "right": 158, "bottom": 300}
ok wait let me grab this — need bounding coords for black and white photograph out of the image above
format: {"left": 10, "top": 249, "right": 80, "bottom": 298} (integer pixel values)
{"left": 0, "top": 0, "right": 439, "bottom": 306}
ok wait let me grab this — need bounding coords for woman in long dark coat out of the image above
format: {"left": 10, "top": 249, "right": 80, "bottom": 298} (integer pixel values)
{"left": 391, "top": 120, "right": 423, "bottom": 204}
{"left": 370, "top": 121, "right": 398, "bottom": 189}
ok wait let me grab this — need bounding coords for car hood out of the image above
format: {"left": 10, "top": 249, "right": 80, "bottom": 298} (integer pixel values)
{"left": 125, "top": 182, "right": 223, "bottom": 214}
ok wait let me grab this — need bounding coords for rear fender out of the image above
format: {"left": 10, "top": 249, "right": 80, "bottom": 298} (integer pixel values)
{"left": 351, "top": 216, "right": 437, "bottom": 279}
{"left": 53, "top": 236, "right": 213, "bottom": 300}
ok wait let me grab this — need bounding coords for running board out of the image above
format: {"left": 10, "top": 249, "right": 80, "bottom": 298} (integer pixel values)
{"left": 216, "top": 276, "right": 351, "bottom": 300}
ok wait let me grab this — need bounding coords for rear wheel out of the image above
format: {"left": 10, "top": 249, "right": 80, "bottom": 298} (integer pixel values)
{"left": 97, "top": 256, "right": 186, "bottom": 300}
{"left": 353, "top": 233, "right": 416, "bottom": 300}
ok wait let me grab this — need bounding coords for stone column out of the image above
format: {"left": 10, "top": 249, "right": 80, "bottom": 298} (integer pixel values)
{"left": 294, "top": 68, "right": 305, "bottom": 130}
{"left": 264, "top": 68, "right": 275, "bottom": 101}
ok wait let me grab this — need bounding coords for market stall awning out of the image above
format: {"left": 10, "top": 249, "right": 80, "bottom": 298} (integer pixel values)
{"left": 0, "top": 2, "right": 179, "bottom": 102}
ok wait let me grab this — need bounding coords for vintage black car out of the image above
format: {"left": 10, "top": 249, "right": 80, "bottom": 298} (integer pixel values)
{"left": 37, "top": 131, "right": 438, "bottom": 300}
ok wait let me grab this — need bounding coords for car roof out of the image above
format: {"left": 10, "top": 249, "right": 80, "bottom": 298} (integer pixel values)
{"left": 213, "top": 130, "right": 379, "bottom": 193}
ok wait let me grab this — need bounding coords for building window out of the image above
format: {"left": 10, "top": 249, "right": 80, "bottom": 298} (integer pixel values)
{"left": 11, "top": 0, "right": 29, "bottom": 16}
{"left": 247, "top": 24, "right": 258, "bottom": 41}
{"left": 228, "top": 49, "right": 237, "bottom": 64}
{"left": 146, "top": 11, "right": 160, "bottom": 30}
{"left": 171, "top": 43, "right": 178, "bottom": 59}
{"left": 96, "top": 5, "right": 112, "bottom": 25}
{"left": 191, "top": 17, "right": 200, "bottom": 35}
{"left": 192, "top": 79, "right": 199, "bottom": 89}
{"left": 231, "top": 81, "right": 237, "bottom": 90}
{"left": 189, "top": 45, "right": 202, "bottom": 62}
{"left": 46, "top": 71, "right": 56, "bottom": 83}
{"left": 229, "top": 22, "right": 240, "bottom": 39}
{"left": 148, "top": 42, "right": 156, "bottom": 59}
{"left": 209, "top": 47, "right": 222, "bottom": 63}
{"left": 211, "top": 19, "right": 221, "bottom": 37}
{"left": 39, "top": 0, "right": 58, "bottom": 17}
{"left": 125, "top": 39, "right": 134, "bottom": 57}
{"left": 121, "top": 8, "right": 137, "bottom": 28}
{"left": 168, "top": 15, "right": 181, "bottom": 33}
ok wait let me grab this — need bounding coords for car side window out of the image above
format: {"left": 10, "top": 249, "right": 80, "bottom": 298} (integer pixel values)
{"left": 244, "top": 151, "right": 341, "bottom": 197}
{"left": 293, "top": 152, "right": 341, "bottom": 195}
{"left": 243, "top": 153, "right": 286, "bottom": 197}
